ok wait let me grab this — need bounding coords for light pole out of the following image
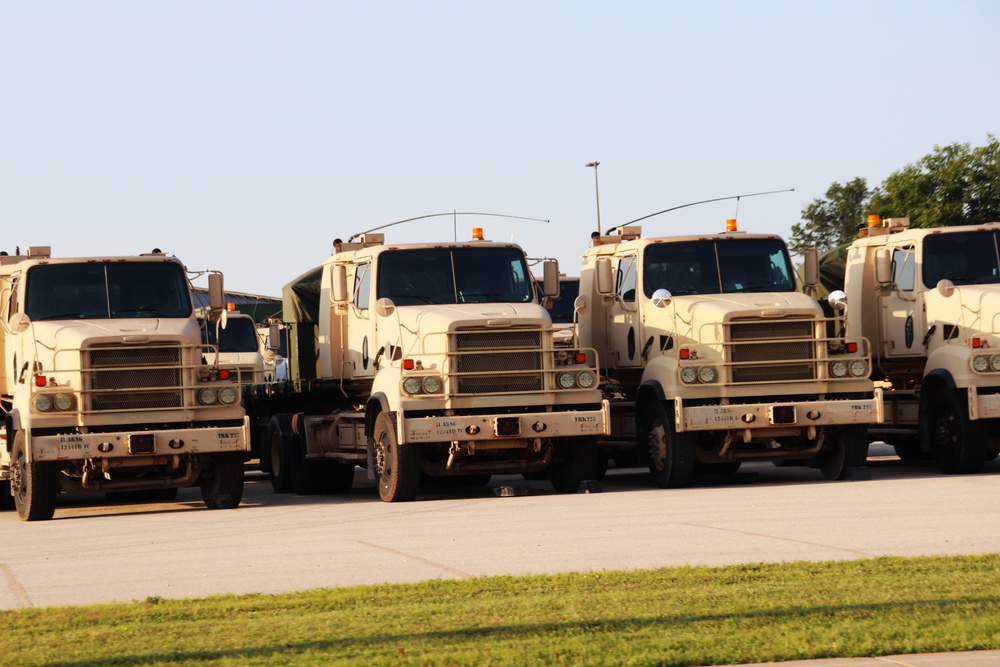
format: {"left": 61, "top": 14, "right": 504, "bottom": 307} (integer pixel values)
{"left": 585, "top": 161, "right": 601, "bottom": 238}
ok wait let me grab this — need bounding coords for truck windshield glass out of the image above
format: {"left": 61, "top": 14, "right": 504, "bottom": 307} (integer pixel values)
{"left": 376, "top": 247, "right": 533, "bottom": 305}
{"left": 922, "top": 231, "right": 1000, "bottom": 287}
{"left": 202, "top": 317, "right": 260, "bottom": 352}
{"left": 24, "top": 262, "right": 192, "bottom": 321}
{"left": 548, "top": 280, "right": 580, "bottom": 323}
{"left": 643, "top": 238, "right": 795, "bottom": 297}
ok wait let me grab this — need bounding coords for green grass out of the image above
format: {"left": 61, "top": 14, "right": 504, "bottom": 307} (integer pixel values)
{"left": 7, "top": 554, "right": 1000, "bottom": 666}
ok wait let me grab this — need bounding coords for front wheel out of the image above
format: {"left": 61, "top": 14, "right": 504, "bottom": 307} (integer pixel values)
{"left": 638, "top": 400, "right": 695, "bottom": 489}
{"left": 200, "top": 452, "right": 245, "bottom": 509}
{"left": 371, "top": 412, "right": 420, "bottom": 502}
{"left": 924, "top": 389, "right": 986, "bottom": 474}
{"left": 549, "top": 436, "right": 599, "bottom": 494}
{"left": 817, "top": 425, "right": 869, "bottom": 480}
{"left": 11, "top": 431, "right": 58, "bottom": 521}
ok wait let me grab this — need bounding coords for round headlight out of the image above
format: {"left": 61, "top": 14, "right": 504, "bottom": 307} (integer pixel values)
{"left": 557, "top": 372, "right": 577, "bottom": 389}
{"left": 849, "top": 360, "right": 868, "bottom": 377}
{"left": 991, "top": 355, "right": 1000, "bottom": 372}
{"left": 680, "top": 367, "right": 698, "bottom": 384}
{"left": 422, "top": 376, "right": 442, "bottom": 394}
{"left": 829, "top": 360, "right": 848, "bottom": 378}
{"left": 698, "top": 366, "right": 716, "bottom": 383}
{"left": 973, "top": 355, "right": 990, "bottom": 372}
{"left": 33, "top": 394, "right": 53, "bottom": 412}
{"left": 577, "top": 371, "right": 596, "bottom": 388}
{"left": 54, "top": 393, "right": 75, "bottom": 411}
{"left": 198, "top": 388, "right": 218, "bottom": 405}
{"left": 219, "top": 386, "right": 238, "bottom": 405}
{"left": 402, "top": 377, "right": 423, "bottom": 395}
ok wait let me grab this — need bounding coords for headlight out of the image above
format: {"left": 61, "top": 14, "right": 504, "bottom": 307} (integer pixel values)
{"left": 698, "top": 366, "right": 716, "bottom": 383}
{"left": 829, "top": 360, "right": 848, "bottom": 378}
{"left": 577, "top": 370, "right": 596, "bottom": 388}
{"left": 557, "top": 372, "right": 577, "bottom": 389}
{"left": 422, "top": 376, "right": 442, "bottom": 394}
{"left": 849, "top": 360, "right": 868, "bottom": 377}
{"left": 402, "top": 377, "right": 423, "bottom": 395}
{"left": 991, "top": 355, "right": 1000, "bottom": 372}
{"left": 32, "top": 394, "right": 53, "bottom": 412}
{"left": 680, "top": 367, "right": 698, "bottom": 384}
{"left": 54, "top": 393, "right": 75, "bottom": 411}
{"left": 973, "top": 355, "right": 990, "bottom": 372}
{"left": 198, "top": 388, "right": 218, "bottom": 405}
{"left": 218, "top": 387, "right": 238, "bottom": 405}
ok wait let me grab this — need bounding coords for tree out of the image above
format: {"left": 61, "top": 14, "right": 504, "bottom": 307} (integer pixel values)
{"left": 868, "top": 135, "right": 1000, "bottom": 228}
{"left": 789, "top": 177, "right": 870, "bottom": 253}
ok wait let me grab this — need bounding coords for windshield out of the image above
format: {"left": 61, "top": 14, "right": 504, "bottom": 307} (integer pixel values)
{"left": 376, "top": 247, "right": 534, "bottom": 305}
{"left": 548, "top": 280, "right": 579, "bottom": 323}
{"left": 642, "top": 238, "right": 795, "bottom": 297}
{"left": 922, "top": 231, "right": 1000, "bottom": 287}
{"left": 24, "top": 261, "right": 192, "bottom": 321}
{"left": 202, "top": 317, "right": 260, "bottom": 353}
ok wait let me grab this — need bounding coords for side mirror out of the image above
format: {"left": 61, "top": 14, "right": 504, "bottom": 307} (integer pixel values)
{"left": 375, "top": 297, "right": 396, "bottom": 317}
{"left": 936, "top": 278, "right": 956, "bottom": 298}
{"left": 268, "top": 323, "right": 281, "bottom": 350}
{"left": 874, "top": 248, "right": 892, "bottom": 285}
{"left": 596, "top": 258, "right": 614, "bottom": 296}
{"left": 11, "top": 311, "right": 31, "bottom": 333}
{"left": 803, "top": 248, "right": 818, "bottom": 288}
{"left": 208, "top": 273, "right": 224, "bottom": 310}
{"left": 828, "top": 290, "right": 848, "bottom": 312}
{"left": 573, "top": 294, "right": 591, "bottom": 316}
{"left": 332, "top": 265, "right": 349, "bottom": 304}
{"left": 542, "top": 260, "right": 560, "bottom": 298}
{"left": 651, "top": 288, "right": 672, "bottom": 308}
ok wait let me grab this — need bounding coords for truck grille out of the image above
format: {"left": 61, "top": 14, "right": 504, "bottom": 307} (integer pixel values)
{"left": 729, "top": 319, "right": 816, "bottom": 383}
{"left": 454, "top": 329, "right": 543, "bottom": 394}
{"left": 86, "top": 344, "right": 184, "bottom": 411}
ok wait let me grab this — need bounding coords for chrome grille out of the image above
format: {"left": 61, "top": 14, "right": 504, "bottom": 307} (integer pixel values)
{"left": 729, "top": 319, "right": 816, "bottom": 382}
{"left": 454, "top": 329, "right": 543, "bottom": 394}
{"left": 86, "top": 345, "right": 183, "bottom": 411}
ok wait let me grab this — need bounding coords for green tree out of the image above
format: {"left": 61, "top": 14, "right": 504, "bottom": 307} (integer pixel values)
{"left": 789, "top": 177, "right": 870, "bottom": 253}
{"left": 868, "top": 135, "right": 1000, "bottom": 228}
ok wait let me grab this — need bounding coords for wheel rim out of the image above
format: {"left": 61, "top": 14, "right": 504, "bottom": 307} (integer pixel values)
{"left": 374, "top": 431, "right": 389, "bottom": 476}
{"left": 12, "top": 449, "right": 26, "bottom": 505}
{"left": 648, "top": 419, "right": 667, "bottom": 472}
{"left": 933, "top": 409, "right": 957, "bottom": 451}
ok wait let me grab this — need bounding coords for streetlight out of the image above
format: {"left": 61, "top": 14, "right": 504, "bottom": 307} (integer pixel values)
{"left": 585, "top": 161, "right": 601, "bottom": 238}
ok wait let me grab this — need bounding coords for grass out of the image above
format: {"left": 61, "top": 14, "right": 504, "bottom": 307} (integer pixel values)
{"left": 7, "top": 554, "right": 1000, "bottom": 666}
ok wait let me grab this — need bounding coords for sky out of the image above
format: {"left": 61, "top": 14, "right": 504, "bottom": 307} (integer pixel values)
{"left": 3, "top": 1, "right": 999, "bottom": 297}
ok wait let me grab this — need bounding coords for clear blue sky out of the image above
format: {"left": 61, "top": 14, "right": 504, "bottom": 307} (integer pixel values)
{"left": 3, "top": 1, "right": 998, "bottom": 296}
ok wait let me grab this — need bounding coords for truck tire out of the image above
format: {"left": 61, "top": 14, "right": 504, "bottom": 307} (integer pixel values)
{"left": 372, "top": 412, "right": 420, "bottom": 502}
{"left": 200, "top": 452, "right": 245, "bottom": 509}
{"left": 638, "top": 400, "right": 695, "bottom": 489}
{"left": 549, "top": 436, "right": 598, "bottom": 493}
{"left": 11, "top": 431, "right": 58, "bottom": 521}
{"left": 924, "top": 389, "right": 986, "bottom": 474}
{"left": 267, "top": 414, "right": 294, "bottom": 493}
{"left": 288, "top": 424, "right": 325, "bottom": 495}
{"left": 818, "top": 425, "right": 869, "bottom": 480}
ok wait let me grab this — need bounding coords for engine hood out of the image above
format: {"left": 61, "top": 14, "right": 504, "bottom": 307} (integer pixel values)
{"left": 668, "top": 291, "right": 821, "bottom": 324}
{"left": 391, "top": 302, "right": 552, "bottom": 332}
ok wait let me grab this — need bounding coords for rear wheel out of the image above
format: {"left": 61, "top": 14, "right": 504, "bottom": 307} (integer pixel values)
{"left": 200, "top": 452, "right": 245, "bottom": 509}
{"left": 289, "top": 421, "right": 324, "bottom": 495}
{"left": 12, "top": 431, "right": 58, "bottom": 521}
{"left": 818, "top": 425, "right": 869, "bottom": 480}
{"left": 371, "top": 412, "right": 420, "bottom": 502}
{"left": 267, "top": 414, "right": 294, "bottom": 493}
{"left": 549, "top": 436, "right": 599, "bottom": 494}
{"left": 638, "top": 400, "right": 695, "bottom": 489}
{"left": 924, "top": 389, "right": 986, "bottom": 474}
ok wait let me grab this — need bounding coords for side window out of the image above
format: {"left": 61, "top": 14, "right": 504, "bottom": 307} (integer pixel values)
{"left": 616, "top": 255, "right": 637, "bottom": 302}
{"left": 353, "top": 263, "right": 371, "bottom": 311}
{"left": 892, "top": 248, "right": 914, "bottom": 291}
{"left": 5, "top": 277, "right": 19, "bottom": 320}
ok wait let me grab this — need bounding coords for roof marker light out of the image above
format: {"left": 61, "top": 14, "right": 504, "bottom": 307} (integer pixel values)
{"left": 471, "top": 227, "right": 484, "bottom": 240}
{"left": 868, "top": 214, "right": 881, "bottom": 228}
{"left": 726, "top": 219, "right": 738, "bottom": 232}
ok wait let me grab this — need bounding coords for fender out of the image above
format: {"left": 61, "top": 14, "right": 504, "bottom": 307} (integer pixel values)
{"left": 922, "top": 367, "right": 957, "bottom": 392}
{"left": 365, "top": 392, "right": 392, "bottom": 434}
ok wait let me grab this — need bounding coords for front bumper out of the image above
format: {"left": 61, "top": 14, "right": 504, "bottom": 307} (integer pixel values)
{"left": 675, "top": 389, "right": 883, "bottom": 433}
{"left": 401, "top": 401, "right": 610, "bottom": 444}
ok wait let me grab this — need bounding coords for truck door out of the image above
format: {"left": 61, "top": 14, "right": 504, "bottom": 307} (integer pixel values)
{"left": 346, "top": 261, "right": 378, "bottom": 380}
{"left": 607, "top": 254, "right": 643, "bottom": 368}
{"left": 879, "top": 246, "right": 923, "bottom": 357}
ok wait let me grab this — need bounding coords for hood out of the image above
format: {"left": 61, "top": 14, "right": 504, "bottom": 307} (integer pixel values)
{"left": 925, "top": 285, "right": 1000, "bottom": 335}
{"left": 391, "top": 302, "right": 551, "bottom": 333}
{"left": 669, "top": 291, "right": 821, "bottom": 324}
{"left": 27, "top": 318, "right": 198, "bottom": 370}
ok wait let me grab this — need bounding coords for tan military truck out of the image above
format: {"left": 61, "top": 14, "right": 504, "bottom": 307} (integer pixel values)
{"left": 199, "top": 308, "right": 276, "bottom": 383}
{"left": 818, "top": 216, "right": 1000, "bottom": 472}
{"left": 0, "top": 247, "right": 250, "bottom": 520}
{"left": 243, "top": 228, "right": 610, "bottom": 501}
{"left": 576, "top": 223, "right": 882, "bottom": 487}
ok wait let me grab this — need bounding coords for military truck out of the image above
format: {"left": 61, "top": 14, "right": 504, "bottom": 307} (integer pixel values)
{"left": 199, "top": 308, "right": 276, "bottom": 383}
{"left": 0, "top": 247, "right": 250, "bottom": 520}
{"left": 576, "top": 222, "right": 882, "bottom": 487}
{"left": 243, "top": 228, "right": 610, "bottom": 502}
{"left": 815, "top": 216, "right": 1000, "bottom": 473}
